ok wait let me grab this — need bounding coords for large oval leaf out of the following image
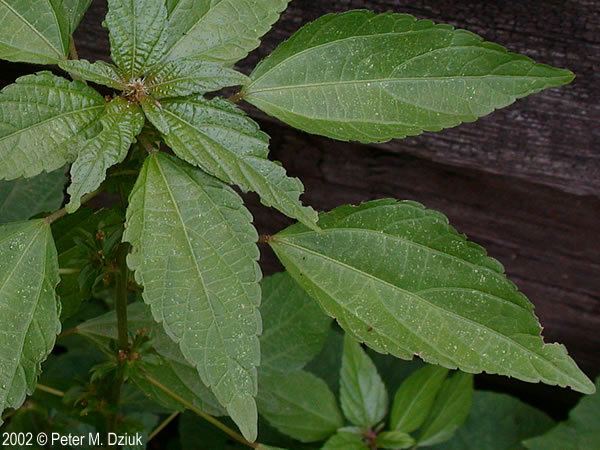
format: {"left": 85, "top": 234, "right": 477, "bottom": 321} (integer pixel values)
{"left": 0, "top": 72, "right": 106, "bottom": 181}
{"left": 164, "top": 0, "right": 290, "bottom": 64}
{"left": 124, "top": 153, "right": 262, "bottom": 441}
{"left": 245, "top": 11, "right": 574, "bottom": 143}
{"left": 269, "top": 199, "right": 594, "bottom": 394}
{"left": 0, "top": 0, "right": 69, "bottom": 64}
{"left": 0, "top": 220, "right": 61, "bottom": 421}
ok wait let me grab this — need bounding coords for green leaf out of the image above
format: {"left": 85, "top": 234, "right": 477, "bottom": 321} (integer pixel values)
{"left": 257, "top": 370, "right": 343, "bottom": 442}
{"left": 142, "top": 96, "right": 318, "bottom": 229}
{"left": 0, "top": 169, "right": 67, "bottom": 223}
{"left": 164, "top": 0, "right": 290, "bottom": 65}
{"left": 66, "top": 97, "right": 144, "bottom": 212}
{"left": 0, "top": 220, "right": 61, "bottom": 422}
{"left": 0, "top": 72, "right": 106, "bottom": 181}
{"left": 523, "top": 377, "right": 600, "bottom": 450}
{"left": 322, "top": 431, "right": 368, "bottom": 450}
{"left": 376, "top": 431, "right": 415, "bottom": 449}
{"left": 417, "top": 372, "right": 473, "bottom": 446}
{"left": 146, "top": 59, "right": 248, "bottom": 99}
{"left": 340, "top": 335, "right": 388, "bottom": 429}
{"left": 0, "top": 0, "right": 69, "bottom": 64}
{"left": 124, "top": 153, "right": 261, "bottom": 441}
{"left": 106, "top": 0, "right": 169, "bottom": 79}
{"left": 390, "top": 365, "right": 449, "bottom": 433}
{"left": 260, "top": 272, "right": 332, "bottom": 373}
{"left": 61, "top": 0, "right": 92, "bottom": 33}
{"left": 432, "top": 390, "right": 554, "bottom": 450}
{"left": 245, "top": 11, "right": 574, "bottom": 143}
{"left": 270, "top": 199, "right": 595, "bottom": 394}
{"left": 59, "top": 59, "right": 126, "bottom": 89}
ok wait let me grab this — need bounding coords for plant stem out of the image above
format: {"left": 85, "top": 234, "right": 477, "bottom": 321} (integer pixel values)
{"left": 148, "top": 411, "right": 180, "bottom": 442}
{"left": 68, "top": 38, "right": 79, "bottom": 60}
{"left": 58, "top": 268, "right": 80, "bottom": 275}
{"left": 45, "top": 189, "right": 101, "bottom": 224}
{"left": 138, "top": 134, "right": 159, "bottom": 154}
{"left": 143, "top": 374, "right": 258, "bottom": 449}
{"left": 228, "top": 91, "right": 245, "bottom": 103}
{"left": 36, "top": 384, "right": 65, "bottom": 397}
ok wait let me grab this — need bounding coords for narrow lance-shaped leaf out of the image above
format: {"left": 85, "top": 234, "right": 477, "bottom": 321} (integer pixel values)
{"left": 257, "top": 370, "right": 343, "bottom": 443}
{"left": 142, "top": 96, "right": 318, "bottom": 229}
{"left": 146, "top": 59, "right": 249, "bottom": 99}
{"left": 124, "top": 153, "right": 262, "bottom": 441}
{"left": 0, "top": 169, "right": 67, "bottom": 223}
{"left": 0, "top": 0, "right": 69, "bottom": 64}
{"left": 0, "top": 72, "right": 106, "bottom": 180}
{"left": 340, "top": 335, "right": 388, "bottom": 429}
{"left": 0, "top": 220, "right": 61, "bottom": 422}
{"left": 245, "top": 11, "right": 574, "bottom": 143}
{"left": 106, "top": 0, "right": 169, "bottom": 80}
{"left": 164, "top": 0, "right": 290, "bottom": 65}
{"left": 417, "top": 372, "right": 473, "bottom": 446}
{"left": 390, "top": 365, "right": 449, "bottom": 433}
{"left": 60, "top": 60, "right": 126, "bottom": 90}
{"left": 269, "top": 199, "right": 595, "bottom": 394}
{"left": 66, "top": 97, "right": 145, "bottom": 212}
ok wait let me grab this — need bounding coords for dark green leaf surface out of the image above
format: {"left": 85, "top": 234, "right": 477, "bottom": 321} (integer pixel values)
{"left": 106, "top": 0, "right": 169, "bottom": 79}
{"left": 0, "top": 72, "right": 105, "bottom": 180}
{"left": 246, "top": 11, "right": 574, "bottom": 143}
{"left": 390, "top": 365, "right": 449, "bottom": 433}
{"left": 146, "top": 59, "right": 248, "bottom": 99}
{"left": 416, "top": 372, "right": 473, "bottom": 446}
{"left": 0, "top": 169, "right": 67, "bottom": 223}
{"left": 164, "top": 0, "right": 290, "bottom": 64}
{"left": 257, "top": 370, "right": 343, "bottom": 442}
{"left": 322, "top": 431, "right": 368, "bottom": 450}
{"left": 340, "top": 335, "right": 388, "bottom": 429}
{"left": 142, "top": 96, "right": 318, "bottom": 228}
{"left": 0, "top": 0, "right": 69, "bottom": 64}
{"left": 66, "top": 97, "right": 144, "bottom": 212}
{"left": 523, "top": 377, "right": 600, "bottom": 450}
{"left": 124, "top": 153, "right": 261, "bottom": 441}
{"left": 0, "top": 220, "right": 61, "bottom": 423}
{"left": 59, "top": 60, "right": 126, "bottom": 90}
{"left": 61, "top": 0, "right": 92, "bottom": 34}
{"left": 270, "top": 199, "right": 594, "bottom": 394}
{"left": 432, "top": 391, "right": 554, "bottom": 450}
{"left": 259, "top": 272, "right": 331, "bottom": 373}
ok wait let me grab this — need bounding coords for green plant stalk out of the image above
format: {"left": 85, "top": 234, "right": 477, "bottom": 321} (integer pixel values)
{"left": 148, "top": 411, "right": 180, "bottom": 442}
{"left": 143, "top": 373, "right": 259, "bottom": 449}
{"left": 45, "top": 189, "right": 101, "bottom": 224}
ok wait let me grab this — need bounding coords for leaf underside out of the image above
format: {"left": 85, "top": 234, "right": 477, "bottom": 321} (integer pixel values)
{"left": 124, "top": 153, "right": 262, "bottom": 441}
{"left": 246, "top": 11, "right": 574, "bottom": 143}
{"left": 270, "top": 199, "right": 594, "bottom": 394}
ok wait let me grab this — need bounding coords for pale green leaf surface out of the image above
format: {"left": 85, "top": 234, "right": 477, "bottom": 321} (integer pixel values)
{"left": 0, "top": 169, "right": 67, "bottom": 223}
{"left": 0, "top": 220, "right": 61, "bottom": 422}
{"left": 270, "top": 199, "right": 595, "bottom": 394}
{"left": 432, "top": 390, "right": 554, "bottom": 450}
{"left": 340, "top": 335, "right": 388, "bottom": 428}
{"left": 146, "top": 59, "right": 248, "bottom": 99}
{"left": 376, "top": 431, "right": 415, "bottom": 449}
{"left": 257, "top": 370, "right": 343, "bottom": 443}
{"left": 322, "top": 431, "right": 368, "bottom": 450}
{"left": 61, "top": 0, "right": 92, "bottom": 33}
{"left": 523, "top": 377, "right": 600, "bottom": 450}
{"left": 260, "top": 272, "right": 331, "bottom": 373}
{"left": 59, "top": 59, "right": 126, "bottom": 89}
{"left": 142, "top": 96, "right": 318, "bottom": 229}
{"left": 106, "top": 0, "right": 169, "bottom": 80}
{"left": 417, "top": 372, "right": 473, "bottom": 446}
{"left": 0, "top": 72, "right": 105, "bottom": 180}
{"left": 246, "top": 11, "right": 574, "bottom": 143}
{"left": 164, "top": 0, "right": 290, "bottom": 64}
{"left": 390, "top": 365, "right": 449, "bottom": 432}
{"left": 124, "top": 153, "right": 261, "bottom": 441}
{"left": 66, "top": 98, "right": 144, "bottom": 212}
{"left": 0, "top": 0, "right": 68, "bottom": 64}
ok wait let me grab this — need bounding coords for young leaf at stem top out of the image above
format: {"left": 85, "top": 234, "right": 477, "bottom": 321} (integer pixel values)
{"left": 245, "top": 11, "right": 574, "bottom": 143}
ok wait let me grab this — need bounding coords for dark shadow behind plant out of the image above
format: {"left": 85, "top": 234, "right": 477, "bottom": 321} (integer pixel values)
{"left": 0, "top": 1, "right": 596, "bottom": 449}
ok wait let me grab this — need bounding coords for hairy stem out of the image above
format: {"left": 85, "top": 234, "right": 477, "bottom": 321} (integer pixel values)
{"left": 143, "top": 374, "right": 258, "bottom": 449}
{"left": 68, "top": 38, "right": 79, "bottom": 60}
{"left": 148, "top": 411, "right": 180, "bottom": 442}
{"left": 45, "top": 189, "right": 101, "bottom": 224}
{"left": 36, "top": 384, "right": 65, "bottom": 397}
